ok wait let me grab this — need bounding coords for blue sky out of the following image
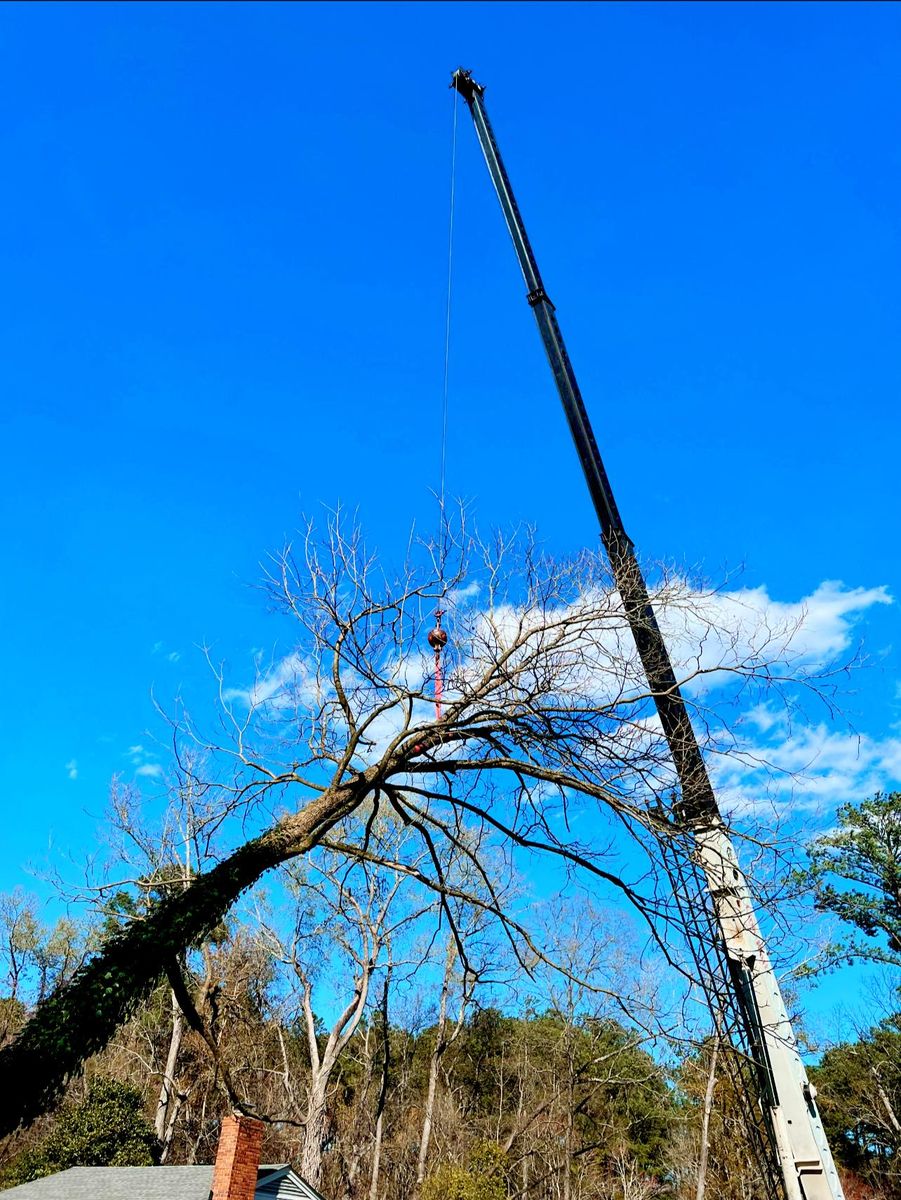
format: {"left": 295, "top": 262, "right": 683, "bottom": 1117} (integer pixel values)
{"left": 1, "top": 1, "right": 899, "bottom": 1024}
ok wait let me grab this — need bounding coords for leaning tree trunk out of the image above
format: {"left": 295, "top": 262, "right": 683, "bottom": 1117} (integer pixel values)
{"left": 0, "top": 772, "right": 369, "bottom": 1138}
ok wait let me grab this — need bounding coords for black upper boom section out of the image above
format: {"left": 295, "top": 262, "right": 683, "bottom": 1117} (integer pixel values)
{"left": 450, "top": 67, "right": 719, "bottom": 823}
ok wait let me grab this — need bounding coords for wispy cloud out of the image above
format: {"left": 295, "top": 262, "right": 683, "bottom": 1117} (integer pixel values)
{"left": 127, "top": 743, "right": 164, "bottom": 780}
{"left": 212, "top": 574, "right": 894, "bottom": 816}
{"left": 463, "top": 578, "right": 892, "bottom": 715}
{"left": 714, "top": 712, "right": 901, "bottom": 819}
{"left": 135, "top": 763, "right": 164, "bottom": 778}
{"left": 65, "top": 759, "right": 78, "bottom": 781}
{"left": 446, "top": 580, "right": 482, "bottom": 604}
{"left": 656, "top": 579, "right": 891, "bottom": 696}
{"left": 151, "top": 641, "right": 181, "bottom": 664}
{"left": 631, "top": 581, "right": 896, "bottom": 815}
{"left": 223, "top": 652, "right": 319, "bottom": 709}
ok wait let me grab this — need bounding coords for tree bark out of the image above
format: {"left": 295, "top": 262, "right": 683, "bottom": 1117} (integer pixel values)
{"left": 696, "top": 1037, "right": 720, "bottom": 1200}
{"left": 416, "top": 939, "right": 457, "bottom": 1188}
{"left": 562, "top": 1073, "right": 573, "bottom": 1200}
{"left": 368, "top": 1114, "right": 383, "bottom": 1200}
{"left": 301, "top": 1076, "right": 330, "bottom": 1187}
{"left": 154, "top": 988, "right": 185, "bottom": 1160}
{"left": 369, "top": 972, "right": 391, "bottom": 1200}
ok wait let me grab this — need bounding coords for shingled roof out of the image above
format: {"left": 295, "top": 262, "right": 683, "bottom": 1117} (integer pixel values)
{"left": 0, "top": 1165, "right": 326, "bottom": 1200}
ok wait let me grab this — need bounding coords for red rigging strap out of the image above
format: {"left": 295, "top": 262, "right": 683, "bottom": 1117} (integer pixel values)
{"left": 427, "top": 609, "right": 448, "bottom": 721}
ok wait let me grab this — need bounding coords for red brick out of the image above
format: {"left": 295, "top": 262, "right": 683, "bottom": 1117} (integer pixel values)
{"left": 212, "top": 1114, "right": 265, "bottom": 1200}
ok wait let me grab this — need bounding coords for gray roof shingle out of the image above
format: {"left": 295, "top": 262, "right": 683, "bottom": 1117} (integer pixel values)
{"left": 0, "top": 1166, "right": 214, "bottom": 1200}
{"left": 0, "top": 1166, "right": 326, "bottom": 1200}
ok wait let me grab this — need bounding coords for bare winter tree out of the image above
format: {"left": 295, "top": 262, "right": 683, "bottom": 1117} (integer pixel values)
{"left": 414, "top": 933, "right": 475, "bottom": 1193}
{"left": 0, "top": 891, "right": 88, "bottom": 1049}
{"left": 253, "top": 828, "right": 434, "bottom": 1188}
{"left": 0, "top": 511, "right": 837, "bottom": 1136}
{"left": 52, "top": 758, "right": 237, "bottom": 1162}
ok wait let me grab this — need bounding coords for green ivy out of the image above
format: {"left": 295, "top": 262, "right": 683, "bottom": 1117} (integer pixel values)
{"left": 0, "top": 833, "right": 280, "bottom": 1138}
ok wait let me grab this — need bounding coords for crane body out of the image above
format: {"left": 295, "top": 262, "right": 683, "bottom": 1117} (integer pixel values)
{"left": 450, "top": 68, "right": 843, "bottom": 1200}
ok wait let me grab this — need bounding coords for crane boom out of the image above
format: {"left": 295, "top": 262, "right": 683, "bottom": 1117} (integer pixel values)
{"left": 451, "top": 68, "right": 844, "bottom": 1200}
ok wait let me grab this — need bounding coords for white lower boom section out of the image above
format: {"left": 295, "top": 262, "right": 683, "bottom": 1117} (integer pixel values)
{"left": 693, "top": 822, "right": 845, "bottom": 1200}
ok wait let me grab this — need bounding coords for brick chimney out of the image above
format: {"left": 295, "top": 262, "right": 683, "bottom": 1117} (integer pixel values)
{"left": 211, "top": 1114, "right": 265, "bottom": 1200}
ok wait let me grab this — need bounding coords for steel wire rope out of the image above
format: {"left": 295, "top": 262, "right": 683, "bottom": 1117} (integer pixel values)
{"left": 438, "top": 84, "right": 458, "bottom": 576}
{"left": 424, "top": 88, "right": 459, "bottom": 727}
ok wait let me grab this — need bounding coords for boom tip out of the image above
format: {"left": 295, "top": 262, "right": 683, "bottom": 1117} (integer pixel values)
{"left": 450, "top": 68, "right": 483, "bottom": 101}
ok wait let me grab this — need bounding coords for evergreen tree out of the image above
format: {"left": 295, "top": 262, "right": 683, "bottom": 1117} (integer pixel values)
{"left": 804, "top": 792, "right": 901, "bottom": 964}
{"left": 2, "top": 1079, "right": 159, "bottom": 1186}
{"left": 422, "top": 1141, "right": 508, "bottom": 1200}
{"left": 811, "top": 1017, "right": 901, "bottom": 1197}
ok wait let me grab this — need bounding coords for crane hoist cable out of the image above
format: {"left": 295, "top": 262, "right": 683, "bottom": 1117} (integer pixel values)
{"left": 439, "top": 85, "right": 458, "bottom": 542}
{"left": 428, "top": 87, "right": 458, "bottom": 724}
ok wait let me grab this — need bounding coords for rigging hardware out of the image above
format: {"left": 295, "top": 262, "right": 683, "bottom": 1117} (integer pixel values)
{"left": 427, "top": 609, "right": 448, "bottom": 721}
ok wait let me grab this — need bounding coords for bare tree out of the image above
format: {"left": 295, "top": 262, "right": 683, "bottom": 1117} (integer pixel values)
{"left": 695, "top": 1034, "right": 720, "bottom": 1200}
{"left": 367, "top": 964, "right": 391, "bottom": 1200}
{"left": 0, "top": 512, "right": 836, "bottom": 1136}
{"left": 0, "top": 890, "right": 88, "bottom": 1048}
{"left": 253, "top": 830, "right": 433, "bottom": 1188}
{"left": 414, "top": 934, "right": 474, "bottom": 1191}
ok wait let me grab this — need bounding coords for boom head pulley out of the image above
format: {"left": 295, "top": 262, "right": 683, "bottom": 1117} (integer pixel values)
{"left": 450, "top": 68, "right": 484, "bottom": 102}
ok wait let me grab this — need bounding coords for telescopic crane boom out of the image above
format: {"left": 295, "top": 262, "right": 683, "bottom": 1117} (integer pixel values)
{"left": 450, "top": 67, "right": 844, "bottom": 1200}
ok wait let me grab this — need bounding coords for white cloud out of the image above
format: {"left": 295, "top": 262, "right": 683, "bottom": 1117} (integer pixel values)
{"left": 656, "top": 579, "right": 891, "bottom": 697}
{"left": 212, "top": 573, "right": 894, "bottom": 817}
{"left": 446, "top": 580, "right": 482, "bottom": 604}
{"left": 445, "top": 578, "right": 891, "bottom": 737}
{"left": 478, "top": 578, "right": 894, "bottom": 818}
{"left": 786, "top": 581, "right": 892, "bottom": 660}
{"left": 712, "top": 711, "right": 901, "bottom": 818}
{"left": 127, "top": 743, "right": 164, "bottom": 779}
{"left": 152, "top": 641, "right": 182, "bottom": 663}
{"left": 657, "top": 580, "right": 896, "bottom": 816}
{"left": 65, "top": 759, "right": 78, "bottom": 781}
{"left": 135, "top": 763, "right": 164, "bottom": 779}
{"left": 223, "top": 652, "right": 319, "bottom": 709}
